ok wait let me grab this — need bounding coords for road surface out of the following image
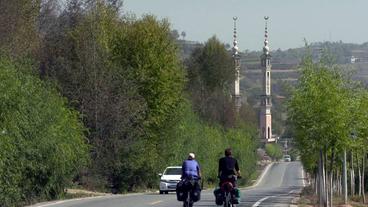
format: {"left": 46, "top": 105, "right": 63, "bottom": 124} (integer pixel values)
{"left": 31, "top": 161, "right": 305, "bottom": 207}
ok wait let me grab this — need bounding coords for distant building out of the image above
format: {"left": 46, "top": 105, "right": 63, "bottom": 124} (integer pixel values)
{"left": 351, "top": 50, "right": 368, "bottom": 63}
{"left": 351, "top": 56, "right": 357, "bottom": 64}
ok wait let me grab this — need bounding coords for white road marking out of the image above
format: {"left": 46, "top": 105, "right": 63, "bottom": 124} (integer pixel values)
{"left": 252, "top": 163, "right": 274, "bottom": 188}
{"left": 252, "top": 196, "right": 276, "bottom": 207}
{"left": 28, "top": 192, "right": 148, "bottom": 207}
{"left": 149, "top": 200, "right": 163, "bottom": 205}
{"left": 32, "top": 196, "right": 106, "bottom": 207}
{"left": 35, "top": 201, "right": 65, "bottom": 207}
{"left": 289, "top": 190, "right": 295, "bottom": 194}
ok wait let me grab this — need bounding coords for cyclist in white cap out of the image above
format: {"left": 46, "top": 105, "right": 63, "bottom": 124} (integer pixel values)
{"left": 179, "top": 153, "right": 202, "bottom": 206}
{"left": 181, "top": 153, "right": 201, "bottom": 180}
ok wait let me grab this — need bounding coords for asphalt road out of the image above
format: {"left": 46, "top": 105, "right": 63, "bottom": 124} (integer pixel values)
{"left": 31, "top": 161, "right": 305, "bottom": 207}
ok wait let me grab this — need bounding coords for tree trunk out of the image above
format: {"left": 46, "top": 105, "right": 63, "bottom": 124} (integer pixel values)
{"left": 315, "top": 173, "right": 318, "bottom": 195}
{"left": 343, "top": 149, "right": 348, "bottom": 204}
{"left": 323, "top": 149, "right": 327, "bottom": 207}
{"left": 319, "top": 149, "right": 324, "bottom": 207}
{"left": 351, "top": 151, "right": 355, "bottom": 196}
{"left": 358, "top": 152, "right": 362, "bottom": 196}
{"left": 328, "top": 147, "right": 335, "bottom": 207}
{"left": 336, "top": 169, "right": 340, "bottom": 195}
{"left": 325, "top": 163, "right": 330, "bottom": 206}
{"left": 330, "top": 173, "right": 333, "bottom": 207}
{"left": 363, "top": 152, "right": 366, "bottom": 203}
{"left": 336, "top": 170, "right": 339, "bottom": 196}
{"left": 338, "top": 170, "right": 342, "bottom": 196}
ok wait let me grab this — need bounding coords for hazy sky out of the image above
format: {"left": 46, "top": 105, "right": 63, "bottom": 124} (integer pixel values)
{"left": 124, "top": 0, "right": 367, "bottom": 51}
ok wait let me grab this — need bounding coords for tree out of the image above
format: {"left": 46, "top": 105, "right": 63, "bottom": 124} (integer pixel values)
{"left": 0, "top": 58, "right": 89, "bottom": 206}
{"left": 0, "top": 0, "right": 259, "bottom": 199}
{"left": 181, "top": 31, "right": 186, "bottom": 40}
{"left": 288, "top": 57, "right": 352, "bottom": 206}
{"left": 0, "top": 0, "right": 41, "bottom": 59}
{"left": 160, "top": 100, "right": 258, "bottom": 186}
{"left": 112, "top": 15, "right": 186, "bottom": 137}
{"left": 111, "top": 15, "right": 186, "bottom": 189}
{"left": 40, "top": 1, "right": 151, "bottom": 192}
{"left": 265, "top": 143, "right": 283, "bottom": 160}
{"left": 171, "top": 29, "right": 180, "bottom": 40}
{"left": 348, "top": 89, "right": 368, "bottom": 202}
{"left": 186, "top": 36, "right": 235, "bottom": 126}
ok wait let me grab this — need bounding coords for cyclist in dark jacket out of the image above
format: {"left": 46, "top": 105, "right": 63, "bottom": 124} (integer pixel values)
{"left": 217, "top": 148, "right": 241, "bottom": 204}
{"left": 218, "top": 148, "right": 241, "bottom": 186}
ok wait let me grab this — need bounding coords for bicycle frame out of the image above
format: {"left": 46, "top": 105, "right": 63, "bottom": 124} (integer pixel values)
{"left": 224, "top": 191, "right": 232, "bottom": 207}
{"left": 221, "top": 181, "right": 235, "bottom": 207}
{"left": 181, "top": 177, "right": 200, "bottom": 207}
{"left": 183, "top": 189, "right": 192, "bottom": 207}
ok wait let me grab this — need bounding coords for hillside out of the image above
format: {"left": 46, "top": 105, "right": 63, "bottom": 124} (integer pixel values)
{"left": 177, "top": 40, "right": 368, "bottom": 137}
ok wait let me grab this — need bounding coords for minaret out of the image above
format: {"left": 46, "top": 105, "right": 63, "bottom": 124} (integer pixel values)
{"left": 232, "top": 16, "right": 241, "bottom": 112}
{"left": 260, "top": 16, "right": 273, "bottom": 142}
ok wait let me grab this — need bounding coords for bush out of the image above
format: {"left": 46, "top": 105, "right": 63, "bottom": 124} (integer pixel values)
{"left": 0, "top": 58, "right": 89, "bottom": 206}
{"left": 158, "top": 101, "right": 258, "bottom": 187}
{"left": 265, "top": 143, "right": 283, "bottom": 161}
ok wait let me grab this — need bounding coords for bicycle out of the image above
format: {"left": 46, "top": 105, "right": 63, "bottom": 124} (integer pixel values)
{"left": 220, "top": 175, "right": 240, "bottom": 207}
{"left": 182, "top": 177, "right": 201, "bottom": 207}
{"left": 183, "top": 185, "right": 193, "bottom": 207}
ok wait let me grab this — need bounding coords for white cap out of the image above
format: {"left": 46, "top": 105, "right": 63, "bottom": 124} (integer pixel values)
{"left": 188, "top": 153, "right": 195, "bottom": 159}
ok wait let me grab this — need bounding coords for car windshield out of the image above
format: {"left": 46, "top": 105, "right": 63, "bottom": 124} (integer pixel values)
{"left": 164, "top": 168, "right": 181, "bottom": 175}
{"left": 284, "top": 155, "right": 290, "bottom": 158}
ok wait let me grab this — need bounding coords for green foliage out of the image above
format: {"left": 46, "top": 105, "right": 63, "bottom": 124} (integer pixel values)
{"left": 40, "top": 3, "right": 149, "bottom": 193}
{"left": 159, "top": 101, "right": 258, "bottom": 186}
{"left": 108, "top": 14, "right": 186, "bottom": 190}
{"left": 0, "top": 0, "right": 40, "bottom": 59}
{"left": 187, "top": 36, "right": 234, "bottom": 92}
{"left": 288, "top": 148, "right": 299, "bottom": 161}
{"left": 265, "top": 143, "right": 283, "bottom": 160}
{"left": 42, "top": 6, "right": 188, "bottom": 192}
{"left": 0, "top": 58, "right": 89, "bottom": 206}
{"left": 348, "top": 89, "right": 368, "bottom": 154}
{"left": 287, "top": 58, "right": 352, "bottom": 173}
{"left": 186, "top": 36, "right": 236, "bottom": 126}
{"left": 112, "top": 15, "right": 186, "bottom": 133}
{"left": 0, "top": 0, "right": 260, "bottom": 199}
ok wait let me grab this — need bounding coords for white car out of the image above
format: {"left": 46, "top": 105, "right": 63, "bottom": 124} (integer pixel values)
{"left": 159, "top": 166, "right": 182, "bottom": 194}
{"left": 283, "top": 155, "right": 291, "bottom": 162}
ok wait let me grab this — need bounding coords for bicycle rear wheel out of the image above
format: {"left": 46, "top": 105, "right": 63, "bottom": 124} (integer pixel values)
{"left": 183, "top": 191, "right": 193, "bottom": 207}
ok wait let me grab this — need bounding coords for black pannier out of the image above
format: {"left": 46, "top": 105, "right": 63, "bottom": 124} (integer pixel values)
{"left": 176, "top": 179, "right": 201, "bottom": 202}
{"left": 214, "top": 188, "right": 223, "bottom": 205}
{"left": 176, "top": 180, "right": 187, "bottom": 201}
{"left": 190, "top": 181, "right": 201, "bottom": 202}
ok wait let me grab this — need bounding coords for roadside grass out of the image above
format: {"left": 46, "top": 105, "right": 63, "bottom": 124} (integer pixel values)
{"left": 297, "top": 186, "right": 316, "bottom": 207}
{"left": 297, "top": 186, "right": 368, "bottom": 207}
{"left": 63, "top": 189, "right": 109, "bottom": 199}
{"left": 25, "top": 188, "right": 109, "bottom": 206}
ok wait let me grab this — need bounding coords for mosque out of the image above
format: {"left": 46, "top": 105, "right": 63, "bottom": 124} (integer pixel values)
{"left": 231, "top": 16, "right": 276, "bottom": 143}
